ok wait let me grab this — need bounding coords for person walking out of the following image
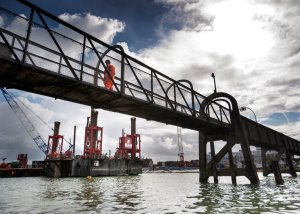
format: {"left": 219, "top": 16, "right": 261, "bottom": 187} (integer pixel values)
{"left": 103, "top": 59, "right": 115, "bottom": 90}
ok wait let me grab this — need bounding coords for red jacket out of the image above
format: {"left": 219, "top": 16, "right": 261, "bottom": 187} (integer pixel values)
{"left": 104, "top": 64, "right": 115, "bottom": 82}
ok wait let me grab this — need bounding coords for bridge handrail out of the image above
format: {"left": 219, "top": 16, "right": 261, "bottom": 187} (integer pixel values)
{"left": 0, "top": 5, "right": 227, "bottom": 104}
{"left": 0, "top": 34, "right": 194, "bottom": 118}
{"left": 0, "top": 30, "right": 183, "bottom": 107}
{"left": 0, "top": 7, "right": 176, "bottom": 90}
{"left": 14, "top": 0, "right": 231, "bottom": 106}
{"left": 1, "top": 1, "right": 232, "bottom": 126}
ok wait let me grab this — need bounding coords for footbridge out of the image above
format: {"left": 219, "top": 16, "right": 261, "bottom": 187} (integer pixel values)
{"left": 0, "top": 0, "right": 299, "bottom": 184}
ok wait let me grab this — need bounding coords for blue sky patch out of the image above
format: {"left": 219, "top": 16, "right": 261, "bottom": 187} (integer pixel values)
{"left": 262, "top": 112, "right": 300, "bottom": 126}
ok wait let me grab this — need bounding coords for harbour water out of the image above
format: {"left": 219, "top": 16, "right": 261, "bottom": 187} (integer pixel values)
{"left": 1, "top": 172, "right": 300, "bottom": 213}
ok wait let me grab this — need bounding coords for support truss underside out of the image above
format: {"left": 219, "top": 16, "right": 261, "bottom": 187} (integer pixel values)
{"left": 0, "top": 57, "right": 229, "bottom": 134}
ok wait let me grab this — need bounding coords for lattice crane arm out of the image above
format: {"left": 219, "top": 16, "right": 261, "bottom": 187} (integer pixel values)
{"left": 0, "top": 87, "right": 48, "bottom": 154}
{"left": 177, "top": 126, "right": 185, "bottom": 166}
{"left": 177, "top": 126, "right": 183, "bottom": 155}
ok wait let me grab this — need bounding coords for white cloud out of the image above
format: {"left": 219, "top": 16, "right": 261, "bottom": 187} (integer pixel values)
{"left": 267, "top": 121, "right": 300, "bottom": 140}
{"left": 57, "top": 13, "right": 125, "bottom": 45}
{"left": 4, "top": 13, "right": 29, "bottom": 38}
{"left": 136, "top": 0, "right": 300, "bottom": 121}
{"left": 284, "top": 97, "right": 300, "bottom": 110}
{"left": 119, "top": 0, "right": 300, "bottom": 157}
{"left": 0, "top": 16, "right": 4, "bottom": 27}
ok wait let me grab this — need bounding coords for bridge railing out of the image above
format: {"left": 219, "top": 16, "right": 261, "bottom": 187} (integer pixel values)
{"left": 0, "top": 3, "right": 231, "bottom": 127}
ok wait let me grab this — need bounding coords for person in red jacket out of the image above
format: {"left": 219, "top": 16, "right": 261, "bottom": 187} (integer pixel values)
{"left": 103, "top": 59, "right": 116, "bottom": 90}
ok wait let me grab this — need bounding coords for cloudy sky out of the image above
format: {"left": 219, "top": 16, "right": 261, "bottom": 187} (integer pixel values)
{"left": 1, "top": 0, "right": 300, "bottom": 164}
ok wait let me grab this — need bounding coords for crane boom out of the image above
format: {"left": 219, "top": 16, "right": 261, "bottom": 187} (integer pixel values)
{"left": 177, "top": 126, "right": 183, "bottom": 155}
{"left": 177, "top": 126, "right": 184, "bottom": 167}
{"left": 0, "top": 87, "right": 48, "bottom": 154}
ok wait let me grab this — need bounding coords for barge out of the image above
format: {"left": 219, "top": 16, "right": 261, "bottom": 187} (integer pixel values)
{"left": 0, "top": 168, "right": 44, "bottom": 178}
{"left": 44, "top": 110, "right": 143, "bottom": 177}
{"left": 45, "top": 158, "right": 142, "bottom": 177}
{"left": 0, "top": 154, "right": 45, "bottom": 178}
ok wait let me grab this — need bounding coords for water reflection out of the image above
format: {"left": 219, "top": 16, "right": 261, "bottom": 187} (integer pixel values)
{"left": 0, "top": 173, "right": 300, "bottom": 213}
{"left": 186, "top": 174, "right": 300, "bottom": 213}
{"left": 73, "top": 177, "right": 104, "bottom": 212}
{"left": 102, "top": 176, "right": 144, "bottom": 213}
{"left": 41, "top": 176, "right": 144, "bottom": 213}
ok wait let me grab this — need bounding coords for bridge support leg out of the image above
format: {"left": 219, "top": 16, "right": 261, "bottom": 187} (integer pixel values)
{"left": 200, "top": 91, "right": 259, "bottom": 184}
{"left": 210, "top": 141, "right": 218, "bottom": 183}
{"left": 261, "top": 148, "right": 269, "bottom": 177}
{"left": 232, "top": 117, "right": 259, "bottom": 184}
{"left": 271, "top": 161, "right": 284, "bottom": 184}
{"left": 199, "top": 132, "right": 208, "bottom": 182}
{"left": 294, "top": 159, "right": 300, "bottom": 169}
{"left": 227, "top": 134, "right": 236, "bottom": 184}
{"left": 282, "top": 138, "right": 297, "bottom": 177}
{"left": 285, "top": 149, "right": 297, "bottom": 177}
{"left": 205, "top": 135, "right": 236, "bottom": 184}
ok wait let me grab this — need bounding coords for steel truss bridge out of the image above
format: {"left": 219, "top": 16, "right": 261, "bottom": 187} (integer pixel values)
{"left": 0, "top": 0, "right": 299, "bottom": 184}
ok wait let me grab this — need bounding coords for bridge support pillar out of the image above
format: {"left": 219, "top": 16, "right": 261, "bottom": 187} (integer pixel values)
{"left": 232, "top": 116, "right": 259, "bottom": 184}
{"left": 210, "top": 141, "right": 218, "bottom": 183}
{"left": 285, "top": 150, "right": 297, "bottom": 177}
{"left": 227, "top": 133, "right": 236, "bottom": 184}
{"left": 200, "top": 132, "right": 239, "bottom": 184}
{"left": 271, "top": 161, "right": 284, "bottom": 184}
{"left": 261, "top": 148, "right": 269, "bottom": 177}
{"left": 199, "top": 132, "right": 208, "bottom": 182}
{"left": 282, "top": 138, "right": 297, "bottom": 177}
{"left": 270, "top": 147, "right": 297, "bottom": 177}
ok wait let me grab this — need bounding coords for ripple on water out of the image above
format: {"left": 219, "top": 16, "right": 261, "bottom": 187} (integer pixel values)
{"left": 0, "top": 172, "right": 300, "bottom": 213}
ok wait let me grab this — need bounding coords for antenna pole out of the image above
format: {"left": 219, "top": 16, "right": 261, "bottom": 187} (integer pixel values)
{"left": 212, "top": 73, "right": 217, "bottom": 94}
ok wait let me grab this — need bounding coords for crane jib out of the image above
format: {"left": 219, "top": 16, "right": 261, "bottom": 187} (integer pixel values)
{"left": 1, "top": 87, "right": 48, "bottom": 155}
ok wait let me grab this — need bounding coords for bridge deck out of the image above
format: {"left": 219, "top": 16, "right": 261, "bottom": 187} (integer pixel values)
{"left": 242, "top": 117, "right": 300, "bottom": 154}
{"left": 0, "top": 56, "right": 230, "bottom": 134}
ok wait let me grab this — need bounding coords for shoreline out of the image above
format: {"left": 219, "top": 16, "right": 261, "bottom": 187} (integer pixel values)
{"left": 143, "top": 169, "right": 199, "bottom": 173}
{"left": 143, "top": 168, "right": 266, "bottom": 174}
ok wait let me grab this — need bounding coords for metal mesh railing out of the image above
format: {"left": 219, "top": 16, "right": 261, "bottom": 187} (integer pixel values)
{"left": 0, "top": 6, "right": 232, "bottom": 126}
